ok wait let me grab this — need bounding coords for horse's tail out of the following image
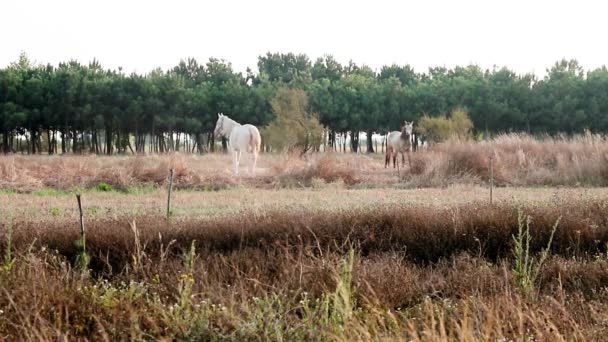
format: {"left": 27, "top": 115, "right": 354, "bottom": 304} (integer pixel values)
{"left": 249, "top": 126, "right": 261, "bottom": 153}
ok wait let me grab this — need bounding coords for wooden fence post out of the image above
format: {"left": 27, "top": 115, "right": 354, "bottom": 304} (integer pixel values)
{"left": 489, "top": 156, "right": 494, "bottom": 205}
{"left": 76, "top": 194, "right": 85, "bottom": 251}
{"left": 167, "top": 169, "right": 174, "bottom": 220}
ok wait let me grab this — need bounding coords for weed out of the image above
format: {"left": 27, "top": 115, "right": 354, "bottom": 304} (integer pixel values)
{"left": 49, "top": 206, "right": 61, "bottom": 217}
{"left": 74, "top": 236, "right": 90, "bottom": 272}
{"left": 331, "top": 247, "right": 355, "bottom": 326}
{"left": 96, "top": 182, "right": 115, "bottom": 192}
{"left": 0, "top": 188, "right": 16, "bottom": 195}
{"left": 512, "top": 210, "right": 560, "bottom": 294}
{"left": 1, "top": 222, "right": 15, "bottom": 272}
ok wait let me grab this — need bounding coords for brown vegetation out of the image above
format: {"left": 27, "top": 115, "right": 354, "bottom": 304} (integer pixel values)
{"left": 0, "top": 152, "right": 362, "bottom": 192}
{"left": 2, "top": 133, "right": 608, "bottom": 193}
{"left": 406, "top": 132, "right": 608, "bottom": 187}
{"left": 3, "top": 133, "right": 608, "bottom": 339}
{"left": 5, "top": 201, "right": 608, "bottom": 268}
{"left": 2, "top": 200, "right": 608, "bottom": 340}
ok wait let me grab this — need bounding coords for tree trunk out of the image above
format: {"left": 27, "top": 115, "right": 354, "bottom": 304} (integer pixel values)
{"left": 1, "top": 130, "right": 8, "bottom": 154}
{"left": 92, "top": 130, "right": 98, "bottom": 154}
{"left": 46, "top": 129, "right": 53, "bottom": 154}
{"left": 72, "top": 130, "right": 78, "bottom": 154}
{"left": 350, "top": 131, "right": 359, "bottom": 153}
{"left": 118, "top": 130, "right": 123, "bottom": 154}
{"left": 140, "top": 134, "right": 147, "bottom": 154}
{"left": 366, "top": 130, "right": 374, "bottom": 153}
{"left": 127, "top": 139, "right": 135, "bottom": 154}
{"left": 25, "top": 133, "right": 31, "bottom": 154}
{"left": 31, "top": 130, "right": 37, "bottom": 154}
{"left": 61, "top": 130, "right": 66, "bottom": 153}
{"left": 191, "top": 134, "right": 198, "bottom": 153}
{"left": 106, "top": 127, "right": 113, "bottom": 155}
{"left": 82, "top": 130, "right": 87, "bottom": 154}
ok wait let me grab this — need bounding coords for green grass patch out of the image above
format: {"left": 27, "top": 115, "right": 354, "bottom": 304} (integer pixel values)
{"left": 95, "top": 182, "right": 115, "bottom": 192}
{"left": 33, "top": 188, "right": 70, "bottom": 196}
{"left": 125, "top": 184, "right": 158, "bottom": 194}
{"left": 49, "top": 207, "right": 61, "bottom": 217}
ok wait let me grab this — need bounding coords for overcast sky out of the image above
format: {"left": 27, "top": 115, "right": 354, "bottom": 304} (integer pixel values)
{"left": 2, "top": 0, "right": 606, "bottom": 77}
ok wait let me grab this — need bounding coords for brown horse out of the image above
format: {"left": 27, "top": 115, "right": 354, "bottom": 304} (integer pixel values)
{"left": 385, "top": 121, "right": 413, "bottom": 168}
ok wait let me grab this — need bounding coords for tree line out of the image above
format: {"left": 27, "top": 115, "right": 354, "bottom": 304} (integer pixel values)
{"left": 1, "top": 52, "right": 607, "bottom": 154}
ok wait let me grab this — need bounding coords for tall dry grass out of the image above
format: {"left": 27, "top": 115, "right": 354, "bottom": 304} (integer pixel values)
{"left": 2, "top": 133, "right": 608, "bottom": 192}
{"left": 0, "top": 152, "right": 366, "bottom": 192}
{"left": 5, "top": 201, "right": 608, "bottom": 270}
{"left": 2, "top": 201, "right": 608, "bottom": 340}
{"left": 406, "top": 132, "right": 608, "bottom": 186}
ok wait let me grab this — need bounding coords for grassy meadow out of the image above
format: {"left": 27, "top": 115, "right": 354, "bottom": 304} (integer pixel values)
{"left": 2, "top": 134, "right": 608, "bottom": 340}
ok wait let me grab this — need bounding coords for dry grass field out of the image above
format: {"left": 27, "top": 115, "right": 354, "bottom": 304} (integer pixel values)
{"left": 2, "top": 132, "right": 608, "bottom": 192}
{"left": 1, "top": 185, "right": 607, "bottom": 220}
{"left": 2, "top": 134, "right": 608, "bottom": 340}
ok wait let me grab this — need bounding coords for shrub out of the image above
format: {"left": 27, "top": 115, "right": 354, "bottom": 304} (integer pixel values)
{"left": 261, "top": 87, "right": 324, "bottom": 154}
{"left": 417, "top": 107, "right": 474, "bottom": 143}
{"left": 96, "top": 182, "right": 115, "bottom": 192}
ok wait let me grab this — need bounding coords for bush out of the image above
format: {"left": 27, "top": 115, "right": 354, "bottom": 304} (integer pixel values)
{"left": 417, "top": 107, "right": 474, "bottom": 143}
{"left": 261, "top": 87, "right": 324, "bottom": 154}
{"left": 96, "top": 182, "right": 115, "bottom": 192}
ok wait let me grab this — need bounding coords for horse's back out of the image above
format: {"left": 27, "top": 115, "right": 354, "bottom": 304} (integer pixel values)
{"left": 387, "top": 131, "right": 400, "bottom": 141}
{"left": 386, "top": 131, "right": 401, "bottom": 151}
{"left": 230, "top": 124, "right": 260, "bottom": 152}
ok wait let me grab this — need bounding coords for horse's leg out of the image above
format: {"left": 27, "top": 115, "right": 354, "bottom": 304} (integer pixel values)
{"left": 401, "top": 152, "right": 405, "bottom": 167}
{"left": 236, "top": 151, "right": 242, "bottom": 175}
{"left": 384, "top": 150, "right": 389, "bottom": 168}
{"left": 232, "top": 150, "right": 238, "bottom": 175}
{"left": 253, "top": 150, "right": 258, "bottom": 175}
{"left": 392, "top": 153, "right": 396, "bottom": 168}
{"left": 407, "top": 151, "right": 412, "bottom": 169}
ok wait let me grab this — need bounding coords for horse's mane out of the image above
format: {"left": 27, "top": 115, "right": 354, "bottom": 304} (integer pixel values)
{"left": 223, "top": 115, "right": 240, "bottom": 127}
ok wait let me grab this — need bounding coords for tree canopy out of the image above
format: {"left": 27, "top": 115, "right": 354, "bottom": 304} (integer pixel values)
{"left": 2, "top": 52, "right": 608, "bottom": 154}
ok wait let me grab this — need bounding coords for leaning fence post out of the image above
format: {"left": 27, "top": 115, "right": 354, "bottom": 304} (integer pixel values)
{"left": 76, "top": 194, "right": 85, "bottom": 252}
{"left": 167, "top": 169, "right": 174, "bottom": 220}
{"left": 489, "top": 155, "right": 494, "bottom": 205}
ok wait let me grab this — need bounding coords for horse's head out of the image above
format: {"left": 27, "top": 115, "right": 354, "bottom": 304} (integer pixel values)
{"left": 214, "top": 113, "right": 225, "bottom": 137}
{"left": 402, "top": 121, "right": 414, "bottom": 137}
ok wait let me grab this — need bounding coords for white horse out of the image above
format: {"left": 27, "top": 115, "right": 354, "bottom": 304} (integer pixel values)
{"left": 385, "top": 121, "right": 414, "bottom": 168}
{"left": 213, "top": 113, "right": 261, "bottom": 175}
